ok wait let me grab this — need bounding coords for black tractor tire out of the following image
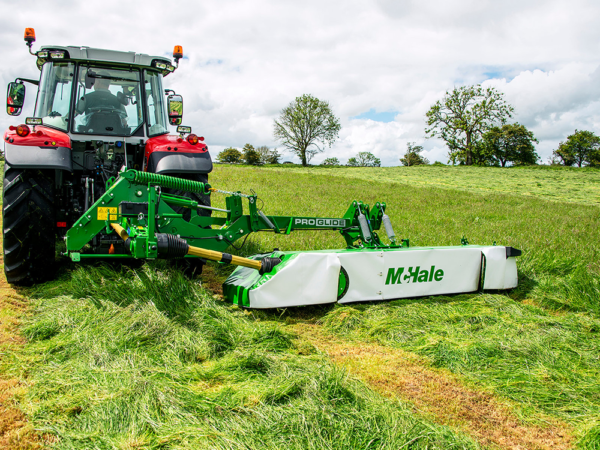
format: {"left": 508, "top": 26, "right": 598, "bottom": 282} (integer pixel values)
{"left": 3, "top": 165, "right": 56, "bottom": 285}
{"left": 163, "top": 172, "right": 211, "bottom": 220}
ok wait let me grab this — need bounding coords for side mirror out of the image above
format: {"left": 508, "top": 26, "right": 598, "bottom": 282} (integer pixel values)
{"left": 167, "top": 94, "right": 183, "bottom": 125}
{"left": 7, "top": 82, "right": 25, "bottom": 116}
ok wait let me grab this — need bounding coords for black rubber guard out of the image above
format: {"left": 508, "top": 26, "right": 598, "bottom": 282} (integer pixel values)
{"left": 505, "top": 247, "right": 522, "bottom": 258}
{"left": 5, "top": 143, "right": 73, "bottom": 171}
{"left": 148, "top": 151, "right": 213, "bottom": 175}
{"left": 156, "top": 233, "right": 189, "bottom": 258}
{"left": 259, "top": 257, "right": 282, "bottom": 275}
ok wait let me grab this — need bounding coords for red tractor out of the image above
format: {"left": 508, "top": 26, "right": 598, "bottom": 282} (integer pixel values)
{"left": 3, "top": 28, "right": 213, "bottom": 285}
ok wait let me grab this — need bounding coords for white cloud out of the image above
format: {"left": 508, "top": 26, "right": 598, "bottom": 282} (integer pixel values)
{"left": 1, "top": 0, "right": 599, "bottom": 166}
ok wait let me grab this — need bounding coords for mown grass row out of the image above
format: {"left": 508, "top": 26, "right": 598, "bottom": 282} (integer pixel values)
{"left": 320, "top": 295, "right": 600, "bottom": 424}
{"left": 1, "top": 263, "right": 477, "bottom": 449}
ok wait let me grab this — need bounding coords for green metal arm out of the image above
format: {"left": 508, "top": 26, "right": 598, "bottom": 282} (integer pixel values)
{"left": 65, "top": 170, "right": 401, "bottom": 261}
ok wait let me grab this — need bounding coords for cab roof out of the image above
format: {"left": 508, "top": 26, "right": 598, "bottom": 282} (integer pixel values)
{"left": 39, "top": 45, "right": 172, "bottom": 69}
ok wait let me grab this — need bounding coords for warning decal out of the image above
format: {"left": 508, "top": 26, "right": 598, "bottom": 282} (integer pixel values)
{"left": 97, "top": 207, "right": 118, "bottom": 221}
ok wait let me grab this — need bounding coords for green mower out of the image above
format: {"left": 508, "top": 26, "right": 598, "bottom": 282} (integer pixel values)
{"left": 65, "top": 169, "right": 521, "bottom": 308}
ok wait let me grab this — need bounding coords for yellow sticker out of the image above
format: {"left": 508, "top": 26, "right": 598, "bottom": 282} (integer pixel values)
{"left": 97, "top": 207, "right": 118, "bottom": 221}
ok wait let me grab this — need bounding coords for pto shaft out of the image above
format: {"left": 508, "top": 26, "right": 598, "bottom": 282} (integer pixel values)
{"left": 187, "top": 245, "right": 262, "bottom": 270}
{"left": 110, "top": 223, "right": 280, "bottom": 274}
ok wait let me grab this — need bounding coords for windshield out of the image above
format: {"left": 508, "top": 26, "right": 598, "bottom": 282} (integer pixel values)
{"left": 34, "top": 62, "right": 75, "bottom": 131}
{"left": 145, "top": 70, "right": 168, "bottom": 136}
{"left": 73, "top": 66, "right": 143, "bottom": 136}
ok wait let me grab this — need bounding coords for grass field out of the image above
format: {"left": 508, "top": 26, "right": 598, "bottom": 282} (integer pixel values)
{"left": 1, "top": 164, "right": 599, "bottom": 449}
{"left": 265, "top": 164, "right": 600, "bottom": 205}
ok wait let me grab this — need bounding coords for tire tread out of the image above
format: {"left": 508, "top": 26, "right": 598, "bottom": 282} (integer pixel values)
{"left": 3, "top": 165, "right": 56, "bottom": 285}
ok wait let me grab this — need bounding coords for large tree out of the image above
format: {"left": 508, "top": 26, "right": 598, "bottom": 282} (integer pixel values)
{"left": 553, "top": 130, "right": 600, "bottom": 167}
{"left": 322, "top": 157, "right": 340, "bottom": 166}
{"left": 274, "top": 94, "right": 341, "bottom": 166}
{"left": 481, "top": 123, "right": 539, "bottom": 167}
{"left": 425, "top": 85, "right": 514, "bottom": 165}
{"left": 356, "top": 152, "right": 381, "bottom": 167}
{"left": 242, "top": 143, "right": 261, "bottom": 165}
{"left": 347, "top": 152, "right": 381, "bottom": 167}
{"left": 217, "top": 147, "right": 242, "bottom": 163}
{"left": 400, "top": 142, "right": 429, "bottom": 166}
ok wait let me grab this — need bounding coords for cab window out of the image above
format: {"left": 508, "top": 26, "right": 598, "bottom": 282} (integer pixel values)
{"left": 34, "top": 62, "right": 75, "bottom": 131}
{"left": 73, "top": 66, "right": 143, "bottom": 136}
{"left": 145, "top": 70, "right": 168, "bottom": 136}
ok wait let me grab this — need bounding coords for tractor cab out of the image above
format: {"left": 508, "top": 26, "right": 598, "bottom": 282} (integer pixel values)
{"left": 3, "top": 29, "right": 212, "bottom": 285}
{"left": 12, "top": 53, "right": 178, "bottom": 139}
{"left": 7, "top": 43, "right": 186, "bottom": 139}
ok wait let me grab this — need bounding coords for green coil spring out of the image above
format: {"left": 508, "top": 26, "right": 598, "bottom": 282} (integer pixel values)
{"left": 126, "top": 170, "right": 207, "bottom": 193}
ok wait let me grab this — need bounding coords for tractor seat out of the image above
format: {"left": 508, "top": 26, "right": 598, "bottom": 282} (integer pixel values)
{"left": 78, "top": 111, "right": 130, "bottom": 135}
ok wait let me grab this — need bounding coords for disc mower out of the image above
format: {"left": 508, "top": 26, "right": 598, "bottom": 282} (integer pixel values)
{"left": 4, "top": 29, "right": 521, "bottom": 308}
{"left": 65, "top": 168, "right": 520, "bottom": 308}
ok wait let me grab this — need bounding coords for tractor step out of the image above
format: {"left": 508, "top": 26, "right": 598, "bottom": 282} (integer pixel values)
{"left": 223, "top": 245, "right": 519, "bottom": 308}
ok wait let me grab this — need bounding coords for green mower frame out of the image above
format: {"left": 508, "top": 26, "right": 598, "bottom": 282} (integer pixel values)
{"left": 66, "top": 169, "right": 404, "bottom": 270}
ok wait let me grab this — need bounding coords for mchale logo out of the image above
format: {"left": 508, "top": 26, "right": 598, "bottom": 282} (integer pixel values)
{"left": 385, "top": 265, "right": 444, "bottom": 285}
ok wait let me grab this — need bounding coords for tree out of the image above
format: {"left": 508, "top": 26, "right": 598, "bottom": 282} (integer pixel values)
{"left": 425, "top": 85, "right": 514, "bottom": 165}
{"left": 553, "top": 130, "right": 600, "bottom": 167}
{"left": 255, "top": 145, "right": 281, "bottom": 164}
{"left": 346, "top": 152, "right": 380, "bottom": 167}
{"left": 546, "top": 154, "right": 563, "bottom": 166}
{"left": 273, "top": 94, "right": 341, "bottom": 167}
{"left": 589, "top": 149, "right": 600, "bottom": 168}
{"left": 552, "top": 144, "right": 576, "bottom": 166}
{"left": 322, "top": 157, "right": 340, "bottom": 165}
{"left": 481, "top": 123, "right": 539, "bottom": 167}
{"left": 217, "top": 147, "right": 242, "bottom": 163}
{"left": 242, "top": 143, "right": 261, "bottom": 165}
{"left": 400, "top": 142, "right": 429, "bottom": 166}
{"left": 356, "top": 152, "right": 381, "bottom": 167}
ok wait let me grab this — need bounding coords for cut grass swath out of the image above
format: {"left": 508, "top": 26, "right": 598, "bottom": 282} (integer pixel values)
{"left": 0, "top": 263, "right": 479, "bottom": 449}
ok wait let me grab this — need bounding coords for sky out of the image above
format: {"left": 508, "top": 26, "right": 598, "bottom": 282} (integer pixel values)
{"left": 1, "top": 0, "right": 599, "bottom": 166}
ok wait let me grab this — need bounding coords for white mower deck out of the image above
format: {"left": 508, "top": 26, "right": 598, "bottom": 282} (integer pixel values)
{"left": 223, "top": 245, "right": 520, "bottom": 308}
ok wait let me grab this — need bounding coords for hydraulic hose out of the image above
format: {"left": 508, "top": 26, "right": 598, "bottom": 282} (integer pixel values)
{"left": 110, "top": 223, "right": 280, "bottom": 274}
